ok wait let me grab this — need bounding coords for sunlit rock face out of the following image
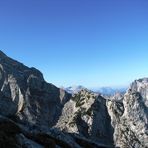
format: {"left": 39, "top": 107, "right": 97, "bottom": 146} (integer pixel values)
{"left": 107, "top": 78, "right": 148, "bottom": 148}
{"left": 56, "top": 89, "right": 114, "bottom": 146}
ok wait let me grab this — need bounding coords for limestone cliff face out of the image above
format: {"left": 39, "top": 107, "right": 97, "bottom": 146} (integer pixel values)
{"left": 107, "top": 78, "right": 148, "bottom": 148}
{"left": 56, "top": 89, "right": 114, "bottom": 146}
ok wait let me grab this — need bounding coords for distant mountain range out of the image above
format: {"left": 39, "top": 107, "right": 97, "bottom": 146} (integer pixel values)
{"left": 92, "top": 87, "right": 127, "bottom": 95}
{"left": 64, "top": 85, "right": 86, "bottom": 94}
{"left": 65, "top": 85, "right": 127, "bottom": 95}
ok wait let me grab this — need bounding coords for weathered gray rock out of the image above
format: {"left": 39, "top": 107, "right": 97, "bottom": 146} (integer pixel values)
{"left": 107, "top": 78, "right": 148, "bottom": 148}
{"left": 0, "top": 50, "right": 71, "bottom": 130}
{"left": 56, "top": 89, "right": 114, "bottom": 146}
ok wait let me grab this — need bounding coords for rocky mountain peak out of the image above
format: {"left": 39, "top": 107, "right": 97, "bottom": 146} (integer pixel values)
{"left": 56, "top": 88, "right": 114, "bottom": 146}
{"left": 107, "top": 78, "right": 148, "bottom": 148}
{"left": 0, "top": 51, "right": 71, "bottom": 127}
{"left": 130, "top": 78, "right": 148, "bottom": 93}
{"left": 0, "top": 51, "right": 147, "bottom": 148}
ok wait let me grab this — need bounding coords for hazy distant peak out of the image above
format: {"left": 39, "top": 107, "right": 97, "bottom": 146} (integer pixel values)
{"left": 65, "top": 85, "right": 127, "bottom": 96}
{"left": 65, "top": 85, "right": 86, "bottom": 94}
{"left": 92, "top": 86, "right": 127, "bottom": 95}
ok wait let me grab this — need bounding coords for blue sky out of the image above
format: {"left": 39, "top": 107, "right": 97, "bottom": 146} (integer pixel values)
{"left": 0, "top": 0, "right": 148, "bottom": 88}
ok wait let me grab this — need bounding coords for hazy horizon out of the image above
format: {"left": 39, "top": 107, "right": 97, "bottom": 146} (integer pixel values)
{"left": 1, "top": 0, "right": 148, "bottom": 88}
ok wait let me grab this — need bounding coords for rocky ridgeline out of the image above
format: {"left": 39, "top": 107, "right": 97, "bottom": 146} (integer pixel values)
{"left": 0, "top": 51, "right": 71, "bottom": 128}
{"left": 55, "top": 89, "right": 114, "bottom": 146}
{"left": 107, "top": 79, "right": 148, "bottom": 148}
{"left": 0, "top": 50, "right": 147, "bottom": 148}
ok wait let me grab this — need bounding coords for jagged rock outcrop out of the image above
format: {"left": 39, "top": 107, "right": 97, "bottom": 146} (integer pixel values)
{"left": 0, "top": 51, "right": 71, "bottom": 130}
{"left": 56, "top": 89, "right": 114, "bottom": 146}
{"left": 107, "top": 78, "right": 148, "bottom": 148}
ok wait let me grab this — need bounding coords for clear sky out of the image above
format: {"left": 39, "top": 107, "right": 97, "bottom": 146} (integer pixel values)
{"left": 0, "top": 0, "right": 148, "bottom": 88}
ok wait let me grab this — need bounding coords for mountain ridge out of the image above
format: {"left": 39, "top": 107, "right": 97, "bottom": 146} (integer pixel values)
{"left": 0, "top": 50, "right": 147, "bottom": 148}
